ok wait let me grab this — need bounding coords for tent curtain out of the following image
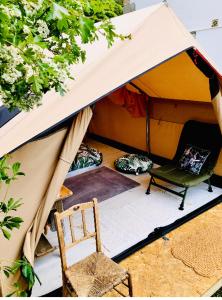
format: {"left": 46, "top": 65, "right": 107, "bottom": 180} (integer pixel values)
{"left": 187, "top": 48, "right": 222, "bottom": 133}
{"left": 212, "top": 88, "right": 222, "bottom": 134}
{"left": 107, "top": 86, "right": 148, "bottom": 118}
{"left": 23, "top": 106, "right": 93, "bottom": 265}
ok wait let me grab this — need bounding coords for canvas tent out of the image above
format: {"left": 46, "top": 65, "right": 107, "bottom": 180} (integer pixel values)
{"left": 0, "top": 3, "right": 222, "bottom": 296}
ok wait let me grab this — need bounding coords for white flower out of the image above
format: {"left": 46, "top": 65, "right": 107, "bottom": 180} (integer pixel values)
{"left": 13, "top": 7, "right": 22, "bottom": 17}
{"left": 61, "top": 33, "right": 69, "bottom": 39}
{"left": 28, "top": 44, "right": 44, "bottom": 54}
{"left": 36, "top": 19, "right": 50, "bottom": 38}
{"left": 45, "top": 37, "right": 53, "bottom": 43}
{"left": 23, "top": 25, "right": 31, "bottom": 34}
{"left": 24, "top": 64, "right": 34, "bottom": 79}
{"left": 0, "top": 4, "right": 21, "bottom": 17}
{"left": 62, "top": 43, "right": 66, "bottom": 48}
{"left": 2, "top": 68, "right": 22, "bottom": 84}
{"left": 0, "top": 45, "right": 23, "bottom": 66}
{"left": 50, "top": 45, "right": 58, "bottom": 51}
{"left": 22, "top": 0, "right": 43, "bottom": 15}
{"left": 8, "top": 46, "right": 24, "bottom": 65}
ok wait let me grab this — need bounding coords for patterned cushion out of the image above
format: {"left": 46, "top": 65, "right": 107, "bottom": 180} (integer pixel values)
{"left": 178, "top": 144, "right": 211, "bottom": 175}
{"left": 114, "top": 154, "right": 153, "bottom": 175}
{"left": 70, "top": 143, "right": 103, "bottom": 171}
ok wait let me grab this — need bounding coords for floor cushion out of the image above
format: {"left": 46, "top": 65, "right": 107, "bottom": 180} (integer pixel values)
{"left": 70, "top": 143, "right": 103, "bottom": 171}
{"left": 115, "top": 154, "right": 153, "bottom": 175}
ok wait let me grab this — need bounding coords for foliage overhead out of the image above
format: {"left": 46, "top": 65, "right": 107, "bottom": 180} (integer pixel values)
{"left": 0, "top": 0, "right": 126, "bottom": 112}
{"left": 81, "top": 0, "right": 123, "bottom": 22}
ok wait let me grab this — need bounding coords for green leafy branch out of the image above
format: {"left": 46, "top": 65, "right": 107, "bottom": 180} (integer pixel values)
{"left": 0, "top": 157, "right": 25, "bottom": 240}
{"left": 0, "top": 0, "right": 126, "bottom": 111}
{"left": 3, "top": 257, "right": 41, "bottom": 297}
{"left": 0, "top": 156, "right": 37, "bottom": 297}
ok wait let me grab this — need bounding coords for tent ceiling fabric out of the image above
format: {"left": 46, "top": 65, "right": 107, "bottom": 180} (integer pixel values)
{"left": 0, "top": 3, "right": 221, "bottom": 158}
{"left": 132, "top": 52, "right": 211, "bottom": 102}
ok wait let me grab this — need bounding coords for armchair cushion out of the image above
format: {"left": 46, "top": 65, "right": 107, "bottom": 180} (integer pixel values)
{"left": 149, "top": 164, "right": 212, "bottom": 188}
{"left": 178, "top": 144, "right": 211, "bottom": 175}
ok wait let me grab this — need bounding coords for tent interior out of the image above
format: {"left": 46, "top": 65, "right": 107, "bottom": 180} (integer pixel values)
{"left": 28, "top": 50, "right": 222, "bottom": 296}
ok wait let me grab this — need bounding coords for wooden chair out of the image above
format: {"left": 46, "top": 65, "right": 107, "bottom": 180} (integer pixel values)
{"left": 54, "top": 198, "right": 133, "bottom": 297}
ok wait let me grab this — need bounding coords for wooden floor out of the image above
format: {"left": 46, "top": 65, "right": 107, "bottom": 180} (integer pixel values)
{"left": 86, "top": 139, "right": 222, "bottom": 297}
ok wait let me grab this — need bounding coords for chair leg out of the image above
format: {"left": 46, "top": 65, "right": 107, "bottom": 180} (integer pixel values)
{"left": 179, "top": 187, "right": 188, "bottom": 211}
{"left": 146, "top": 176, "right": 153, "bottom": 195}
{"left": 128, "top": 273, "right": 133, "bottom": 297}
{"left": 208, "top": 178, "right": 213, "bottom": 192}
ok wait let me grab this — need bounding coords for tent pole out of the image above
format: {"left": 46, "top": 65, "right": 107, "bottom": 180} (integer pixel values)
{"left": 146, "top": 101, "right": 150, "bottom": 155}
{"left": 128, "top": 82, "right": 151, "bottom": 155}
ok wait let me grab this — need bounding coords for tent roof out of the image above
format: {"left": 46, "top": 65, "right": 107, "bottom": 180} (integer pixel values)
{"left": 0, "top": 3, "right": 221, "bottom": 157}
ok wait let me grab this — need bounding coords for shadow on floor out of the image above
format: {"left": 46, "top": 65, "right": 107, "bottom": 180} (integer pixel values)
{"left": 43, "top": 287, "right": 222, "bottom": 297}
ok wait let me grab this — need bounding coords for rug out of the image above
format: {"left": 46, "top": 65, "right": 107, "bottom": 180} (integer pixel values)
{"left": 63, "top": 166, "right": 140, "bottom": 209}
{"left": 171, "top": 224, "right": 222, "bottom": 277}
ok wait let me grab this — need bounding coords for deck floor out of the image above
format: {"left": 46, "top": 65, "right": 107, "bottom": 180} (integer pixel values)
{"left": 88, "top": 139, "right": 222, "bottom": 297}
{"left": 32, "top": 139, "right": 222, "bottom": 297}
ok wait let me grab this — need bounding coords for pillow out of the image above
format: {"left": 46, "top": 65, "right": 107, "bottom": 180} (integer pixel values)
{"left": 114, "top": 154, "right": 153, "bottom": 175}
{"left": 69, "top": 143, "right": 103, "bottom": 171}
{"left": 178, "top": 145, "right": 211, "bottom": 175}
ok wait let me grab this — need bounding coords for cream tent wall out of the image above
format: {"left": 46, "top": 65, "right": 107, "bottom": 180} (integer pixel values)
{"left": 0, "top": 107, "right": 92, "bottom": 296}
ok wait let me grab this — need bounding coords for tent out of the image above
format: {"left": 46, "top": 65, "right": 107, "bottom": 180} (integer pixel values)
{"left": 0, "top": 3, "right": 222, "bottom": 296}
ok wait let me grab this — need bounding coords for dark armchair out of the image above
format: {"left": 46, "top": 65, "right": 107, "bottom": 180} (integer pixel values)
{"left": 146, "top": 120, "right": 221, "bottom": 210}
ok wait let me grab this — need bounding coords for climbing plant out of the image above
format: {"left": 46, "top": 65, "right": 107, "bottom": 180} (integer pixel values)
{"left": 0, "top": 156, "right": 24, "bottom": 240}
{"left": 0, "top": 156, "right": 40, "bottom": 297}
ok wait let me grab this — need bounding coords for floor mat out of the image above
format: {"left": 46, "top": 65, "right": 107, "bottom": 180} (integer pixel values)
{"left": 171, "top": 224, "right": 222, "bottom": 277}
{"left": 63, "top": 166, "right": 140, "bottom": 209}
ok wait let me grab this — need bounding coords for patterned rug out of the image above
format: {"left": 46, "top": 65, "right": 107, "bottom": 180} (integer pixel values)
{"left": 171, "top": 224, "right": 222, "bottom": 277}
{"left": 63, "top": 166, "right": 140, "bottom": 209}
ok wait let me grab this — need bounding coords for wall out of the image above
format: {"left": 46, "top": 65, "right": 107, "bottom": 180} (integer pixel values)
{"left": 89, "top": 98, "right": 222, "bottom": 175}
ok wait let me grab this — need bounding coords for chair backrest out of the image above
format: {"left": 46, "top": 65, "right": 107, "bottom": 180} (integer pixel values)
{"left": 173, "top": 120, "right": 222, "bottom": 174}
{"left": 54, "top": 198, "right": 101, "bottom": 272}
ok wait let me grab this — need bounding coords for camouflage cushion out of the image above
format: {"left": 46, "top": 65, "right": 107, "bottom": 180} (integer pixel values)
{"left": 70, "top": 143, "right": 103, "bottom": 171}
{"left": 114, "top": 154, "right": 153, "bottom": 175}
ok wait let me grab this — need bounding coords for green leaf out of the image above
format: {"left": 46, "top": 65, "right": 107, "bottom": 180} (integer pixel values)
{"left": 57, "top": 18, "right": 68, "bottom": 31}
{"left": 19, "top": 291, "right": 28, "bottom": 297}
{"left": 3, "top": 270, "right": 10, "bottom": 278}
{"left": 79, "top": 16, "right": 95, "bottom": 43}
{"left": 2, "top": 228, "right": 11, "bottom": 240}
{"left": 12, "top": 162, "right": 21, "bottom": 175}
{"left": 52, "top": 3, "right": 69, "bottom": 20}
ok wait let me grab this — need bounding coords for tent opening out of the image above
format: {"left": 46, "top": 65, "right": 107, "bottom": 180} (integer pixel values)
{"left": 30, "top": 51, "right": 222, "bottom": 294}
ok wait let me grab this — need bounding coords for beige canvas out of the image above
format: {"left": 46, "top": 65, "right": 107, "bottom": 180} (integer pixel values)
{"left": 0, "top": 107, "right": 92, "bottom": 296}
{"left": 0, "top": 3, "right": 221, "bottom": 159}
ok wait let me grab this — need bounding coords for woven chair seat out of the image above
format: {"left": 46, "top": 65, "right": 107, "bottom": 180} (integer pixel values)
{"left": 65, "top": 252, "right": 128, "bottom": 297}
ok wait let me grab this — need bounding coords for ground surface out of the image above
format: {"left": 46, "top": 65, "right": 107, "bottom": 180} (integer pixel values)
{"left": 43, "top": 140, "right": 222, "bottom": 297}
